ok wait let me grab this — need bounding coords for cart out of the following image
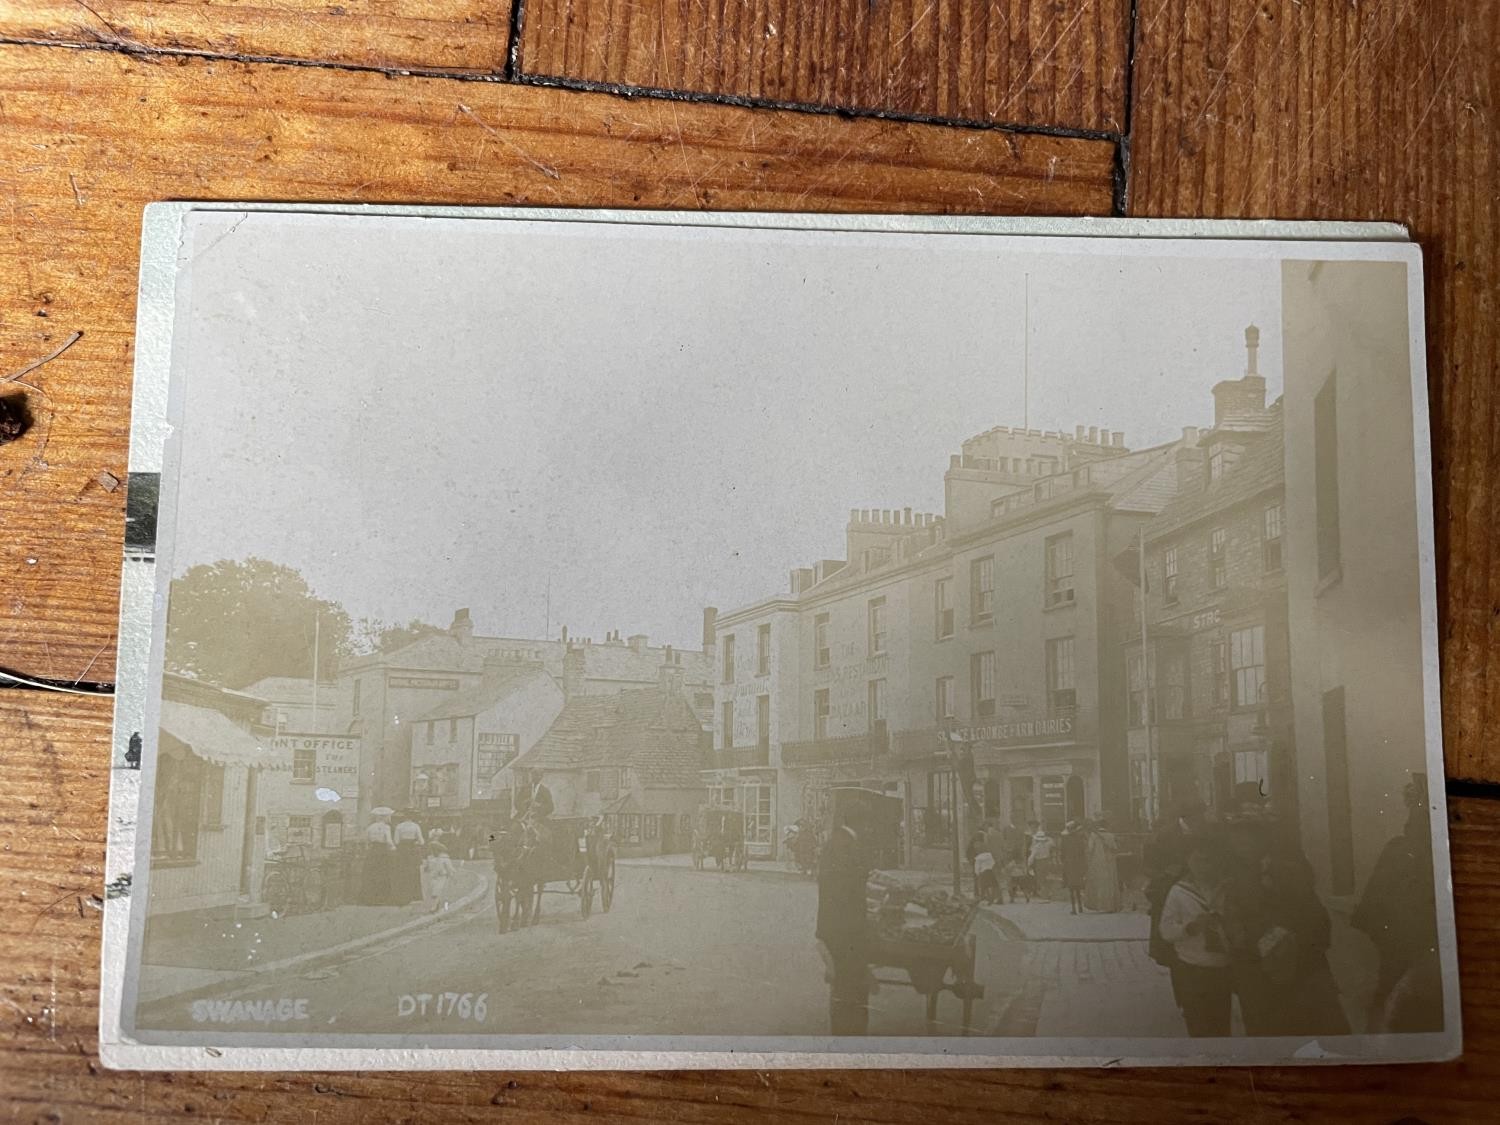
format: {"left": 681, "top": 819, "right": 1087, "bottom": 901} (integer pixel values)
{"left": 493, "top": 816, "right": 616, "bottom": 931}
{"left": 866, "top": 882, "right": 985, "bottom": 1034}
{"left": 690, "top": 805, "right": 747, "bottom": 871}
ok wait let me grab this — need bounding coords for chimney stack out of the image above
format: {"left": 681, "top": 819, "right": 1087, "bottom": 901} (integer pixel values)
{"left": 562, "top": 643, "right": 586, "bottom": 699}
{"left": 1245, "top": 324, "right": 1261, "bottom": 375}
{"left": 659, "top": 650, "right": 685, "bottom": 694}
{"left": 1088, "top": 426, "right": 1098, "bottom": 443}
{"left": 702, "top": 607, "right": 718, "bottom": 653}
{"left": 449, "top": 608, "right": 473, "bottom": 645}
{"left": 628, "top": 633, "right": 648, "bottom": 652}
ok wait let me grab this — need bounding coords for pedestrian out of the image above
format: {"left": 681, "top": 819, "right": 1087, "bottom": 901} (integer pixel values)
{"left": 1352, "top": 772, "right": 1441, "bottom": 1033}
{"left": 1026, "top": 822, "right": 1053, "bottom": 895}
{"left": 816, "top": 802, "right": 873, "bottom": 1036}
{"left": 1084, "top": 817, "right": 1122, "bottom": 913}
{"left": 1159, "top": 832, "right": 1232, "bottom": 1037}
{"left": 1060, "top": 820, "right": 1088, "bottom": 914}
{"left": 359, "top": 808, "right": 395, "bottom": 905}
{"left": 393, "top": 810, "right": 426, "bottom": 905}
{"left": 420, "top": 843, "right": 456, "bottom": 913}
{"left": 974, "top": 845, "right": 1000, "bottom": 904}
{"left": 1145, "top": 800, "right": 1206, "bottom": 1012}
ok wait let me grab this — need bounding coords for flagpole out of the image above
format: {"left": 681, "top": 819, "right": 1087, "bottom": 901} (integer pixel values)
{"left": 1137, "top": 525, "right": 1158, "bottom": 826}
{"left": 311, "top": 613, "right": 320, "bottom": 735}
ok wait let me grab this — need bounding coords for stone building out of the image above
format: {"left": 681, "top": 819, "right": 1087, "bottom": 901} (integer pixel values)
{"left": 336, "top": 609, "right": 714, "bottom": 815}
{"left": 1119, "top": 329, "right": 1293, "bottom": 827}
{"left": 711, "top": 422, "right": 1186, "bottom": 867}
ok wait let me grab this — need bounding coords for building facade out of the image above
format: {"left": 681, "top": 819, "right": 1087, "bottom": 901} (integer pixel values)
{"left": 1281, "top": 259, "right": 1430, "bottom": 901}
{"left": 711, "top": 423, "right": 1184, "bottom": 867}
{"left": 336, "top": 609, "right": 714, "bottom": 817}
{"left": 1120, "top": 331, "right": 1294, "bottom": 827}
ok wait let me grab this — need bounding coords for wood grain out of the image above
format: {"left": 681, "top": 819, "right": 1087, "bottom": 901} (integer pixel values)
{"left": 0, "top": 0, "right": 512, "bottom": 73}
{"left": 2, "top": 691, "right": 1495, "bottom": 1120}
{"left": 518, "top": 0, "right": 1131, "bottom": 133}
{"left": 0, "top": 43, "right": 1115, "bottom": 688}
{"left": 1128, "top": 0, "right": 1500, "bottom": 783}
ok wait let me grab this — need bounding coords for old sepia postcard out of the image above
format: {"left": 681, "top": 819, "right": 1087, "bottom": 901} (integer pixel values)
{"left": 100, "top": 205, "right": 1458, "bottom": 1069}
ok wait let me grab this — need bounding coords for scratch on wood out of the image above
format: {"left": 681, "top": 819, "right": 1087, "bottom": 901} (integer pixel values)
{"left": 456, "top": 104, "right": 562, "bottom": 180}
{"left": 2, "top": 330, "right": 83, "bottom": 387}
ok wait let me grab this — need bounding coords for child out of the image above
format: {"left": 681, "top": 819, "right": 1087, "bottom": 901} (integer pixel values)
{"left": 1158, "top": 834, "right": 1232, "bottom": 1037}
{"left": 973, "top": 847, "right": 999, "bottom": 904}
{"left": 420, "top": 843, "right": 456, "bottom": 914}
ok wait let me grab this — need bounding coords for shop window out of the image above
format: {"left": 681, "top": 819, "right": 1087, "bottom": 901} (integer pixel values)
{"left": 152, "top": 744, "right": 204, "bottom": 863}
{"left": 645, "top": 814, "right": 659, "bottom": 840}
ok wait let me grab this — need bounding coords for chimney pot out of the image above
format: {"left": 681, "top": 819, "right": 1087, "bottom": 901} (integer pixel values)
{"left": 1100, "top": 428, "right": 1111, "bottom": 446}
{"left": 1112, "top": 432, "right": 1124, "bottom": 447}
{"left": 1088, "top": 426, "right": 1098, "bottom": 443}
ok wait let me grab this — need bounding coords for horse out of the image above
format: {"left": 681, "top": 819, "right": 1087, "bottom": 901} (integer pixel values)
{"left": 490, "top": 820, "right": 543, "bottom": 933}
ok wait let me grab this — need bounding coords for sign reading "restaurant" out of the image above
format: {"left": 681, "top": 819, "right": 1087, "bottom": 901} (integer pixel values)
{"left": 951, "top": 715, "right": 1075, "bottom": 744}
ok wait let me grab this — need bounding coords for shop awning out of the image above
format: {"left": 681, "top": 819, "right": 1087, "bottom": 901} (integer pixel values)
{"left": 159, "top": 700, "right": 286, "bottom": 769}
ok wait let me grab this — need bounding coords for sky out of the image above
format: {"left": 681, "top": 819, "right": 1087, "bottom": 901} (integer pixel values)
{"left": 167, "top": 213, "right": 1283, "bottom": 648}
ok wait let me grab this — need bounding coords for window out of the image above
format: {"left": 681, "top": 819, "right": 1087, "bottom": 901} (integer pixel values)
{"left": 935, "top": 676, "right": 955, "bottom": 723}
{"left": 971, "top": 556, "right": 994, "bottom": 623}
{"left": 934, "top": 577, "right": 954, "bottom": 639}
{"left": 721, "top": 700, "right": 734, "bottom": 750}
{"left": 1210, "top": 528, "right": 1227, "bottom": 589}
{"left": 756, "top": 694, "right": 770, "bottom": 752}
{"left": 868, "top": 679, "right": 887, "bottom": 737}
{"left": 1046, "top": 636, "right": 1076, "bottom": 713}
{"left": 757, "top": 623, "right": 771, "bottom": 676}
{"left": 1263, "top": 503, "right": 1284, "bottom": 572}
{"left": 623, "top": 813, "right": 642, "bottom": 844}
{"left": 1212, "top": 640, "right": 1230, "bottom": 707}
{"left": 1045, "top": 532, "right": 1075, "bottom": 606}
{"left": 351, "top": 678, "right": 361, "bottom": 715}
{"left": 600, "top": 768, "right": 620, "bottom": 800}
{"left": 645, "top": 814, "right": 659, "bottom": 840}
{"left": 475, "top": 733, "right": 518, "bottom": 781}
{"left": 971, "top": 652, "right": 996, "bottom": 718}
{"left": 743, "top": 783, "right": 773, "bottom": 846}
{"left": 1208, "top": 442, "right": 1225, "bottom": 482}
{"left": 191, "top": 762, "right": 222, "bottom": 831}
{"left": 1233, "top": 748, "right": 1269, "bottom": 793}
{"left": 722, "top": 633, "right": 735, "bottom": 683}
{"left": 1230, "top": 625, "right": 1266, "bottom": 710}
{"left": 448, "top": 717, "right": 457, "bottom": 742}
{"left": 287, "top": 815, "right": 314, "bottom": 845}
{"left": 1323, "top": 686, "right": 1354, "bottom": 894}
{"left": 1163, "top": 547, "right": 1179, "bottom": 604}
{"left": 321, "top": 811, "right": 344, "bottom": 850}
{"left": 1315, "top": 373, "right": 1342, "bottom": 579}
{"left": 293, "top": 746, "right": 316, "bottom": 783}
{"left": 925, "top": 771, "right": 955, "bottom": 846}
{"left": 868, "top": 596, "right": 888, "bottom": 656}
{"left": 814, "top": 613, "right": 830, "bottom": 669}
{"left": 1161, "top": 651, "right": 1187, "bottom": 721}
{"left": 584, "top": 769, "right": 600, "bottom": 793}
{"left": 814, "top": 689, "right": 830, "bottom": 739}
{"left": 1127, "top": 652, "right": 1149, "bottom": 727}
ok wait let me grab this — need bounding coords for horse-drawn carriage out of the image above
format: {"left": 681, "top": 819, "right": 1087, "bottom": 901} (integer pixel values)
{"left": 691, "top": 805, "right": 747, "bottom": 871}
{"left": 491, "top": 815, "right": 617, "bottom": 932}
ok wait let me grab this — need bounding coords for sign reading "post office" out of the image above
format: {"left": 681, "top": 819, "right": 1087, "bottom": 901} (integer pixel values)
{"left": 273, "top": 735, "right": 360, "bottom": 795}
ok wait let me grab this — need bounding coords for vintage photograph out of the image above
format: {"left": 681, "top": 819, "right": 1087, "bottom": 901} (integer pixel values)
{"left": 106, "top": 209, "right": 1455, "bottom": 1066}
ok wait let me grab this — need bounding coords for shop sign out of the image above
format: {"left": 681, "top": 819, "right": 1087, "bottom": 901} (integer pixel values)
{"left": 389, "top": 676, "right": 460, "bottom": 690}
{"left": 950, "top": 714, "right": 1075, "bottom": 745}
{"left": 273, "top": 734, "right": 360, "bottom": 796}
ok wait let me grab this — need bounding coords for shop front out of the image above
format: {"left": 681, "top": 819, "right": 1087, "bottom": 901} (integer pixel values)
{"left": 702, "top": 767, "right": 779, "bottom": 859}
{"left": 949, "top": 711, "right": 1098, "bottom": 833}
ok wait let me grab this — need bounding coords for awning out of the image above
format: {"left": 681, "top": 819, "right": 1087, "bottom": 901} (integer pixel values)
{"left": 159, "top": 700, "right": 286, "bottom": 769}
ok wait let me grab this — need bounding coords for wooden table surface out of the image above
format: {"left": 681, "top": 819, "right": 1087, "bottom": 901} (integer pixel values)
{"left": 1, "top": 2, "right": 1496, "bottom": 1120}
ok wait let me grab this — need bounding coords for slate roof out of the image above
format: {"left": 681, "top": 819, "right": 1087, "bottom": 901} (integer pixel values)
{"left": 513, "top": 686, "right": 711, "bottom": 789}
{"left": 240, "top": 676, "right": 336, "bottom": 706}
{"left": 1145, "top": 408, "right": 1284, "bottom": 542}
{"left": 342, "top": 632, "right": 712, "bottom": 687}
{"left": 416, "top": 664, "right": 553, "bottom": 721}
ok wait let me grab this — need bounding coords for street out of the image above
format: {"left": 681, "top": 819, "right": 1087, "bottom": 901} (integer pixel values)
{"left": 136, "top": 859, "right": 1043, "bottom": 1038}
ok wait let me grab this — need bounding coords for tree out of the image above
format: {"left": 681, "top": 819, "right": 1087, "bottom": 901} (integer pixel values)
{"left": 352, "top": 617, "right": 446, "bottom": 655}
{"left": 164, "top": 558, "right": 353, "bottom": 688}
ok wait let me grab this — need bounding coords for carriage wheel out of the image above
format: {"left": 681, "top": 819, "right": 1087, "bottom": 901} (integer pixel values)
{"left": 263, "top": 871, "right": 290, "bottom": 918}
{"left": 580, "top": 866, "right": 595, "bottom": 918}
{"left": 601, "top": 855, "right": 616, "bottom": 912}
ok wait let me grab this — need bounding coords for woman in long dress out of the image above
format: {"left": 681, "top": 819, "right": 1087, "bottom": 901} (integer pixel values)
{"left": 360, "top": 812, "right": 395, "bottom": 905}
{"left": 393, "top": 813, "right": 426, "bottom": 904}
{"left": 1083, "top": 819, "right": 1122, "bottom": 912}
{"left": 1060, "top": 821, "right": 1089, "bottom": 914}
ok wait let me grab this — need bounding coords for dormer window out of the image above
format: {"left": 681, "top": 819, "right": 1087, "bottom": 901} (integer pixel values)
{"left": 1208, "top": 442, "right": 1226, "bottom": 482}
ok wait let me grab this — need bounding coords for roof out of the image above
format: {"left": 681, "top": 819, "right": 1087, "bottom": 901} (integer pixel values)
{"left": 513, "top": 686, "right": 710, "bottom": 788}
{"left": 1145, "top": 408, "right": 1284, "bottom": 542}
{"left": 240, "top": 676, "right": 337, "bottom": 706}
{"left": 416, "top": 664, "right": 553, "bottom": 721}
{"left": 341, "top": 631, "right": 712, "bottom": 688}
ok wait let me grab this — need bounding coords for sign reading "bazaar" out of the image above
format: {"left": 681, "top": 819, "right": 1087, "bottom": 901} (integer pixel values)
{"left": 951, "top": 715, "right": 1075, "bottom": 744}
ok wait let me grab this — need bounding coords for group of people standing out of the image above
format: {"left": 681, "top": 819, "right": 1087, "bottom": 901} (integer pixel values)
{"left": 358, "top": 809, "right": 456, "bottom": 913}
{"left": 1146, "top": 774, "right": 1441, "bottom": 1039}
{"left": 968, "top": 817, "right": 1121, "bottom": 911}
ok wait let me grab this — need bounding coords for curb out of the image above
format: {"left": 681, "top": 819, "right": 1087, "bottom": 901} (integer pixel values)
{"left": 140, "top": 869, "right": 492, "bottom": 1010}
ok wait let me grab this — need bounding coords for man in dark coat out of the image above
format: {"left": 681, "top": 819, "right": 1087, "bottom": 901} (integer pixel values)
{"left": 816, "top": 803, "right": 872, "bottom": 1036}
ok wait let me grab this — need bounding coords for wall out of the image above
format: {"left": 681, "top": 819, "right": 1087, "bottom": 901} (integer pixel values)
{"left": 1282, "top": 258, "right": 1427, "bottom": 899}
